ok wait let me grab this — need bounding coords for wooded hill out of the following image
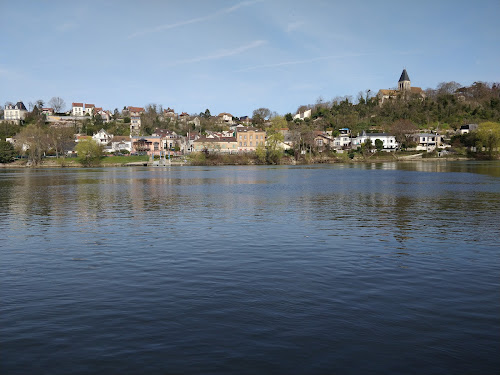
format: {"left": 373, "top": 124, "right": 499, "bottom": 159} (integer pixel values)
{"left": 288, "top": 81, "right": 500, "bottom": 135}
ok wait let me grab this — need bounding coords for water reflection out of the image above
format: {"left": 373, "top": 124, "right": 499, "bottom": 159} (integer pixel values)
{"left": 1, "top": 164, "right": 499, "bottom": 375}
{"left": 1, "top": 163, "right": 499, "bottom": 248}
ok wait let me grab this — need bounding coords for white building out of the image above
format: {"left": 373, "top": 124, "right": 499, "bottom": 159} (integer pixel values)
{"left": 72, "top": 102, "right": 103, "bottom": 117}
{"left": 218, "top": 113, "right": 234, "bottom": 124}
{"left": 72, "top": 103, "right": 85, "bottom": 116}
{"left": 293, "top": 109, "right": 312, "bottom": 121}
{"left": 4, "top": 101, "right": 28, "bottom": 121}
{"left": 412, "top": 133, "right": 442, "bottom": 151}
{"left": 460, "top": 124, "right": 478, "bottom": 134}
{"left": 84, "top": 104, "right": 95, "bottom": 116}
{"left": 109, "top": 136, "right": 132, "bottom": 153}
{"left": 92, "top": 129, "right": 113, "bottom": 145}
{"left": 352, "top": 131, "right": 398, "bottom": 151}
{"left": 332, "top": 128, "right": 352, "bottom": 150}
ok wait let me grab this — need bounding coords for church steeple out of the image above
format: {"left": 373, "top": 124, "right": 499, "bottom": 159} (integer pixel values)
{"left": 398, "top": 69, "right": 411, "bottom": 91}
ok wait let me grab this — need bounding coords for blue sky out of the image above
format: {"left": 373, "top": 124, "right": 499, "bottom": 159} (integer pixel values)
{"left": 1, "top": 0, "right": 499, "bottom": 117}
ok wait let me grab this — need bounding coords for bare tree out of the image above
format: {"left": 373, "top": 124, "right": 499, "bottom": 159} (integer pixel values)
{"left": 436, "top": 81, "right": 461, "bottom": 96}
{"left": 49, "top": 97, "right": 66, "bottom": 113}
{"left": 48, "top": 127, "right": 75, "bottom": 158}
{"left": 15, "top": 125, "right": 51, "bottom": 165}
{"left": 390, "top": 119, "right": 418, "bottom": 149}
{"left": 252, "top": 107, "right": 271, "bottom": 126}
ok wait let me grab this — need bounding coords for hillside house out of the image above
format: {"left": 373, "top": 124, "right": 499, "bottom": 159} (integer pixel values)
{"left": 128, "top": 106, "right": 145, "bottom": 135}
{"left": 4, "top": 101, "right": 28, "bottom": 122}
{"left": 352, "top": 131, "right": 398, "bottom": 151}
{"left": 412, "top": 133, "right": 442, "bottom": 151}
{"left": 193, "top": 136, "right": 237, "bottom": 153}
{"left": 236, "top": 127, "right": 266, "bottom": 152}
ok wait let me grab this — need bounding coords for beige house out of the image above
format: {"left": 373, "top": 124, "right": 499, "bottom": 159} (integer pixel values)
{"left": 131, "top": 135, "right": 164, "bottom": 156}
{"left": 218, "top": 113, "right": 234, "bottom": 124}
{"left": 164, "top": 107, "right": 177, "bottom": 120}
{"left": 193, "top": 136, "right": 237, "bottom": 153}
{"left": 128, "top": 106, "right": 145, "bottom": 135}
{"left": 314, "top": 132, "right": 334, "bottom": 150}
{"left": 236, "top": 127, "right": 266, "bottom": 152}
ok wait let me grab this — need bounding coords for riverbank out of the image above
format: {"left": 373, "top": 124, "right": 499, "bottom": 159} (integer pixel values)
{"left": 0, "top": 152, "right": 475, "bottom": 168}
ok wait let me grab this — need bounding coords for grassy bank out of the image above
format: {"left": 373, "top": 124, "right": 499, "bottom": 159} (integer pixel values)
{"left": 1, "top": 151, "right": 480, "bottom": 168}
{"left": 101, "top": 155, "right": 149, "bottom": 165}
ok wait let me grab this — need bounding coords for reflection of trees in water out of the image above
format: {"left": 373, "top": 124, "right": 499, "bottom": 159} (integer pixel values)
{"left": 8, "top": 171, "right": 56, "bottom": 223}
{"left": 302, "top": 192, "right": 417, "bottom": 247}
{"left": 392, "top": 196, "right": 415, "bottom": 246}
{"left": 0, "top": 172, "right": 15, "bottom": 220}
{"left": 395, "top": 161, "right": 500, "bottom": 178}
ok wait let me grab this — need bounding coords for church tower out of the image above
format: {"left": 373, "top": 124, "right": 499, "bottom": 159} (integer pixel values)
{"left": 398, "top": 69, "right": 411, "bottom": 92}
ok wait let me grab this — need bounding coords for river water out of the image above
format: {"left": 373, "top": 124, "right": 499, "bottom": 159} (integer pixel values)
{"left": 1, "top": 161, "right": 499, "bottom": 374}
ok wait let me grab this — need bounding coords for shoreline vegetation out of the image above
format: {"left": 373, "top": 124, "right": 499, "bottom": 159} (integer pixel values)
{"left": 1, "top": 80, "right": 498, "bottom": 167}
{"left": 0, "top": 151, "right": 478, "bottom": 168}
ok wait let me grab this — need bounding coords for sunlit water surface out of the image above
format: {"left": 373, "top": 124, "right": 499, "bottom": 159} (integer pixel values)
{"left": 1, "top": 161, "right": 499, "bottom": 374}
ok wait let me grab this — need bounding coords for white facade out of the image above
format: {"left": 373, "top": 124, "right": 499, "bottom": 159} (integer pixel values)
{"left": 4, "top": 102, "right": 28, "bottom": 121}
{"left": 352, "top": 132, "right": 398, "bottom": 151}
{"left": 85, "top": 105, "right": 95, "bottom": 116}
{"left": 109, "top": 140, "right": 132, "bottom": 153}
{"left": 72, "top": 103, "right": 84, "bottom": 117}
{"left": 293, "top": 109, "right": 312, "bottom": 121}
{"left": 412, "top": 133, "right": 442, "bottom": 151}
{"left": 460, "top": 124, "right": 478, "bottom": 134}
{"left": 332, "top": 135, "right": 352, "bottom": 149}
{"left": 218, "top": 113, "right": 234, "bottom": 124}
{"left": 92, "top": 129, "right": 113, "bottom": 145}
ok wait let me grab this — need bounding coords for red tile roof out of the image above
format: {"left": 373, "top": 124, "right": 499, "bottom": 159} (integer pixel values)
{"left": 72, "top": 103, "right": 84, "bottom": 107}
{"left": 128, "top": 106, "right": 145, "bottom": 113}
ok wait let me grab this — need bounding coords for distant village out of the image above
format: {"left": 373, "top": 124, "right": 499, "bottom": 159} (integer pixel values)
{"left": 1, "top": 69, "right": 499, "bottom": 164}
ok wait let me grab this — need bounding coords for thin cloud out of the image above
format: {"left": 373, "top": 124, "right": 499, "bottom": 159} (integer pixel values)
{"left": 56, "top": 22, "right": 78, "bottom": 32}
{"left": 167, "top": 40, "right": 267, "bottom": 67}
{"left": 129, "top": 0, "right": 263, "bottom": 39}
{"left": 286, "top": 21, "right": 304, "bottom": 33}
{"left": 236, "top": 53, "right": 368, "bottom": 72}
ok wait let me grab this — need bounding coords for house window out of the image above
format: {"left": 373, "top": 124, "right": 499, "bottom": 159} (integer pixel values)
{"left": 239, "top": 142, "right": 242, "bottom": 146}
{"left": 250, "top": 135, "right": 253, "bottom": 140}
{"left": 250, "top": 142, "right": 253, "bottom": 146}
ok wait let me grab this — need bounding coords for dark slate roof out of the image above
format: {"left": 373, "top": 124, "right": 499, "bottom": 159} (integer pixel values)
{"left": 16, "top": 101, "right": 27, "bottom": 111}
{"left": 399, "top": 69, "right": 410, "bottom": 82}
